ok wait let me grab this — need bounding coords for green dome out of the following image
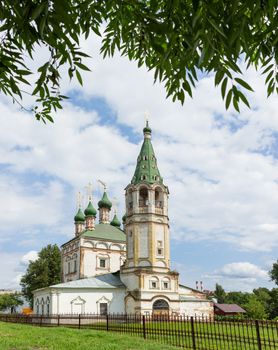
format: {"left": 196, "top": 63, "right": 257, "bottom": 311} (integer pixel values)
{"left": 110, "top": 214, "right": 121, "bottom": 227}
{"left": 122, "top": 213, "right": 127, "bottom": 223}
{"left": 98, "top": 191, "right": 112, "bottom": 209}
{"left": 143, "top": 120, "right": 152, "bottom": 134}
{"left": 84, "top": 201, "right": 97, "bottom": 216}
{"left": 74, "top": 208, "right": 85, "bottom": 222}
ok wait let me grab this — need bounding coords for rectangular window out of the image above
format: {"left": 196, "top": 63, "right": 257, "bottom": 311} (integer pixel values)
{"left": 67, "top": 262, "right": 71, "bottom": 274}
{"left": 100, "top": 303, "right": 108, "bottom": 315}
{"left": 163, "top": 282, "right": 169, "bottom": 289}
{"left": 99, "top": 259, "right": 106, "bottom": 268}
{"left": 41, "top": 304, "right": 44, "bottom": 315}
{"left": 46, "top": 304, "right": 50, "bottom": 315}
{"left": 157, "top": 240, "right": 163, "bottom": 247}
{"left": 157, "top": 241, "right": 163, "bottom": 256}
{"left": 151, "top": 281, "right": 157, "bottom": 289}
{"left": 36, "top": 305, "right": 39, "bottom": 314}
{"left": 74, "top": 260, "right": 77, "bottom": 272}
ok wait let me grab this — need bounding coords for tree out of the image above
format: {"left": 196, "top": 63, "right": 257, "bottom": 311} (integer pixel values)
{"left": 20, "top": 244, "right": 61, "bottom": 306}
{"left": 269, "top": 260, "right": 278, "bottom": 285}
{"left": 225, "top": 291, "right": 250, "bottom": 305}
{"left": 0, "top": 1, "right": 277, "bottom": 122}
{"left": 0, "top": 293, "right": 23, "bottom": 313}
{"left": 214, "top": 283, "right": 226, "bottom": 303}
{"left": 243, "top": 295, "right": 268, "bottom": 319}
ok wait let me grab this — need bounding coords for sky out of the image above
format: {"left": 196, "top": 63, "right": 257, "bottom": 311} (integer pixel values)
{"left": 0, "top": 34, "right": 277, "bottom": 293}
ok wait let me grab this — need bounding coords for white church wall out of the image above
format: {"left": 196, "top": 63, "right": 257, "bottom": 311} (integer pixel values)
{"left": 179, "top": 301, "right": 214, "bottom": 317}
{"left": 54, "top": 288, "right": 126, "bottom": 314}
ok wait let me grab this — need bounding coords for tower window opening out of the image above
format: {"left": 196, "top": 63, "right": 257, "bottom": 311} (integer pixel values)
{"left": 67, "top": 262, "right": 71, "bottom": 274}
{"left": 143, "top": 155, "right": 148, "bottom": 160}
{"left": 73, "top": 260, "right": 77, "bottom": 272}
{"left": 155, "top": 188, "right": 163, "bottom": 208}
{"left": 151, "top": 281, "right": 158, "bottom": 289}
{"left": 139, "top": 187, "right": 148, "bottom": 207}
{"left": 163, "top": 282, "right": 169, "bottom": 289}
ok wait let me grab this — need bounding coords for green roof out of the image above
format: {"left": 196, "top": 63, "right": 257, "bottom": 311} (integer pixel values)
{"left": 131, "top": 123, "right": 163, "bottom": 185}
{"left": 98, "top": 191, "right": 112, "bottom": 209}
{"left": 81, "top": 223, "right": 125, "bottom": 242}
{"left": 48, "top": 272, "right": 125, "bottom": 289}
{"left": 74, "top": 208, "right": 85, "bottom": 222}
{"left": 84, "top": 201, "right": 97, "bottom": 216}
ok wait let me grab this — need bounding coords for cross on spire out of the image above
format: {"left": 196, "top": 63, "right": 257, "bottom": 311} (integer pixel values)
{"left": 85, "top": 182, "right": 93, "bottom": 201}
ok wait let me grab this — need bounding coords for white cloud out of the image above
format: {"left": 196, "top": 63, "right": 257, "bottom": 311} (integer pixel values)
{"left": 21, "top": 251, "right": 38, "bottom": 265}
{"left": 217, "top": 262, "right": 268, "bottom": 279}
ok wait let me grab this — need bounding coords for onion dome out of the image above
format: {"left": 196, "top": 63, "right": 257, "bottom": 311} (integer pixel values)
{"left": 74, "top": 208, "right": 85, "bottom": 222}
{"left": 110, "top": 214, "right": 121, "bottom": 227}
{"left": 122, "top": 213, "right": 127, "bottom": 223}
{"left": 143, "top": 120, "right": 152, "bottom": 134}
{"left": 84, "top": 201, "right": 97, "bottom": 217}
{"left": 98, "top": 191, "right": 112, "bottom": 209}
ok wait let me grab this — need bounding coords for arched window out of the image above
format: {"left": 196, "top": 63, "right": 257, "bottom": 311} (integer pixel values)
{"left": 139, "top": 187, "right": 148, "bottom": 207}
{"left": 155, "top": 187, "right": 163, "bottom": 208}
{"left": 153, "top": 299, "right": 169, "bottom": 311}
{"left": 149, "top": 276, "right": 159, "bottom": 289}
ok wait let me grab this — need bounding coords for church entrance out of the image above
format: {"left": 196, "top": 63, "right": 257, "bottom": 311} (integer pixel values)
{"left": 152, "top": 299, "right": 169, "bottom": 316}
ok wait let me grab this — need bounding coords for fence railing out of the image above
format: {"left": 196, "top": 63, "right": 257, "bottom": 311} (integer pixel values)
{"left": 0, "top": 313, "right": 277, "bottom": 350}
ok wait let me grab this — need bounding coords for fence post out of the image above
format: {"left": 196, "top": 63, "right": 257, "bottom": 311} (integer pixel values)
{"left": 40, "top": 315, "right": 43, "bottom": 327}
{"left": 57, "top": 314, "right": 60, "bottom": 327}
{"left": 142, "top": 315, "right": 146, "bottom": 339}
{"left": 255, "top": 320, "right": 262, "bottom": 350}
{"left": 78, "top": 314, "right": 81, "bottom": 329}
{"left": 106, "top": 314, "right": 109, "bottom": 331}
{"left": 190, "top": 316, "right": 196, "bottom": 350}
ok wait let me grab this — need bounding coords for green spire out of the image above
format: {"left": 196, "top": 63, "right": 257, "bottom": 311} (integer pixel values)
{"left": 84, "top": 201, "right": 97, "bottom": 216}
{"left": 110, "top": 214, "right": 121, "bottom": 227}
{"left": 98, "top": 191, "right": 112, "bottom": 209}
{"left": 131, "top": 122, "right": 163, "bottom": 185}
{"left": 74, "top": 208, "right": 85, "bottom": 222}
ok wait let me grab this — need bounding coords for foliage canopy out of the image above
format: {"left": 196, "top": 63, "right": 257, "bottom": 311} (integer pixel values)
{"left": 20, "top": 244, "right": 61, "bottom": 305}
{"left": 0, "top": 293, "right": 23, "bottom": 313}
{"left": 269, "top": 260, "right": 278, "bottom": 285}
{"left": 0, "top": 1, "right": 277, "bottom": 122}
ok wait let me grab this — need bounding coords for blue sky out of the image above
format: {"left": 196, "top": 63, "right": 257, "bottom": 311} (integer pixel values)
{"left": 0, "top": 35, "right": 277, "bottom": 292}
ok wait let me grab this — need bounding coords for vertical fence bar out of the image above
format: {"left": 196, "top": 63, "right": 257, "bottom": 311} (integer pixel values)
{"left": 190, "top": 316, "right": 196, "bottom": 350}
{"left": 78, "top": 314, "right": 81, "bottom": 329}
{"left": 142, "top": 315, "right": 146, "bottom": 339}
{"left": 57, "top": 314, "right": 60, "bottom": 327}
{"left": 106, "top": 314, "right": 109, "bottom": 331}
{"left": 255, "top": 320, "right": 262, "bottom": 350}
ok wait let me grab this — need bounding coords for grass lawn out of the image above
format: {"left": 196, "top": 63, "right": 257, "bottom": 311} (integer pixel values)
{"left": 0, "top": 321, "right": 179, "bottom": 350}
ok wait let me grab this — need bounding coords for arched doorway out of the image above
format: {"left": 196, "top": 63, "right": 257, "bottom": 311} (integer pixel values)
{"left": 153, "top": 299, "right": 169, "bottom": 316}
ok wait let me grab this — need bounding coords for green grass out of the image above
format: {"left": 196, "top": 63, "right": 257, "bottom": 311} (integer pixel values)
{"left": 0, "top": 321, "right": 179, "bottom": 350}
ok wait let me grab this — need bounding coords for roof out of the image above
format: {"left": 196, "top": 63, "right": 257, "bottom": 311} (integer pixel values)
{"left": 50, "top": 272, "right": 125, "bottom": 289}
{"left": 81, "top": 223, "right": 126, "bottom": 242}
{"left": 131, "top": 123, "right": 163, "bottom": 185}
{"left": 179, "top": 283, "right": 206, "bottom": 295}
{"left": 214, "top": 304, "right": 246, "bottom": 313}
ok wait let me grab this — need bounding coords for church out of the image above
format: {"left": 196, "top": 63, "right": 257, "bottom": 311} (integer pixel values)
{"left": 33, "top": 123, "right": 213, "bottom": 317}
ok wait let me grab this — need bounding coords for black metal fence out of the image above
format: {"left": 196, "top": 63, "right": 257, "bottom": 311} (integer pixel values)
{"left": 0, "top": 313, "right": 277, "bottom": 350}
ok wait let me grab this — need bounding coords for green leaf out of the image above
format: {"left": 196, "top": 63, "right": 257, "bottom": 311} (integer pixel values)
{"left": 76, "top": 70, "right": 83, "bottom": 85}
{"left": 221, "top": 77, "right": 228, "bottom": 99}
{"left": 225, "top": 89, "right": 232, "bottom": 109}
{"left": 75, "top": 62, "right": 91, "bottom": 71}
{"left": 235, "top": 78, "right": 254, "bottom": 92}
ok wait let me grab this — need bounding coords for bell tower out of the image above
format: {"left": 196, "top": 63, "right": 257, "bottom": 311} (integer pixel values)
{"left": 121, "top": 122, "right": 180, "bottom": 315}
